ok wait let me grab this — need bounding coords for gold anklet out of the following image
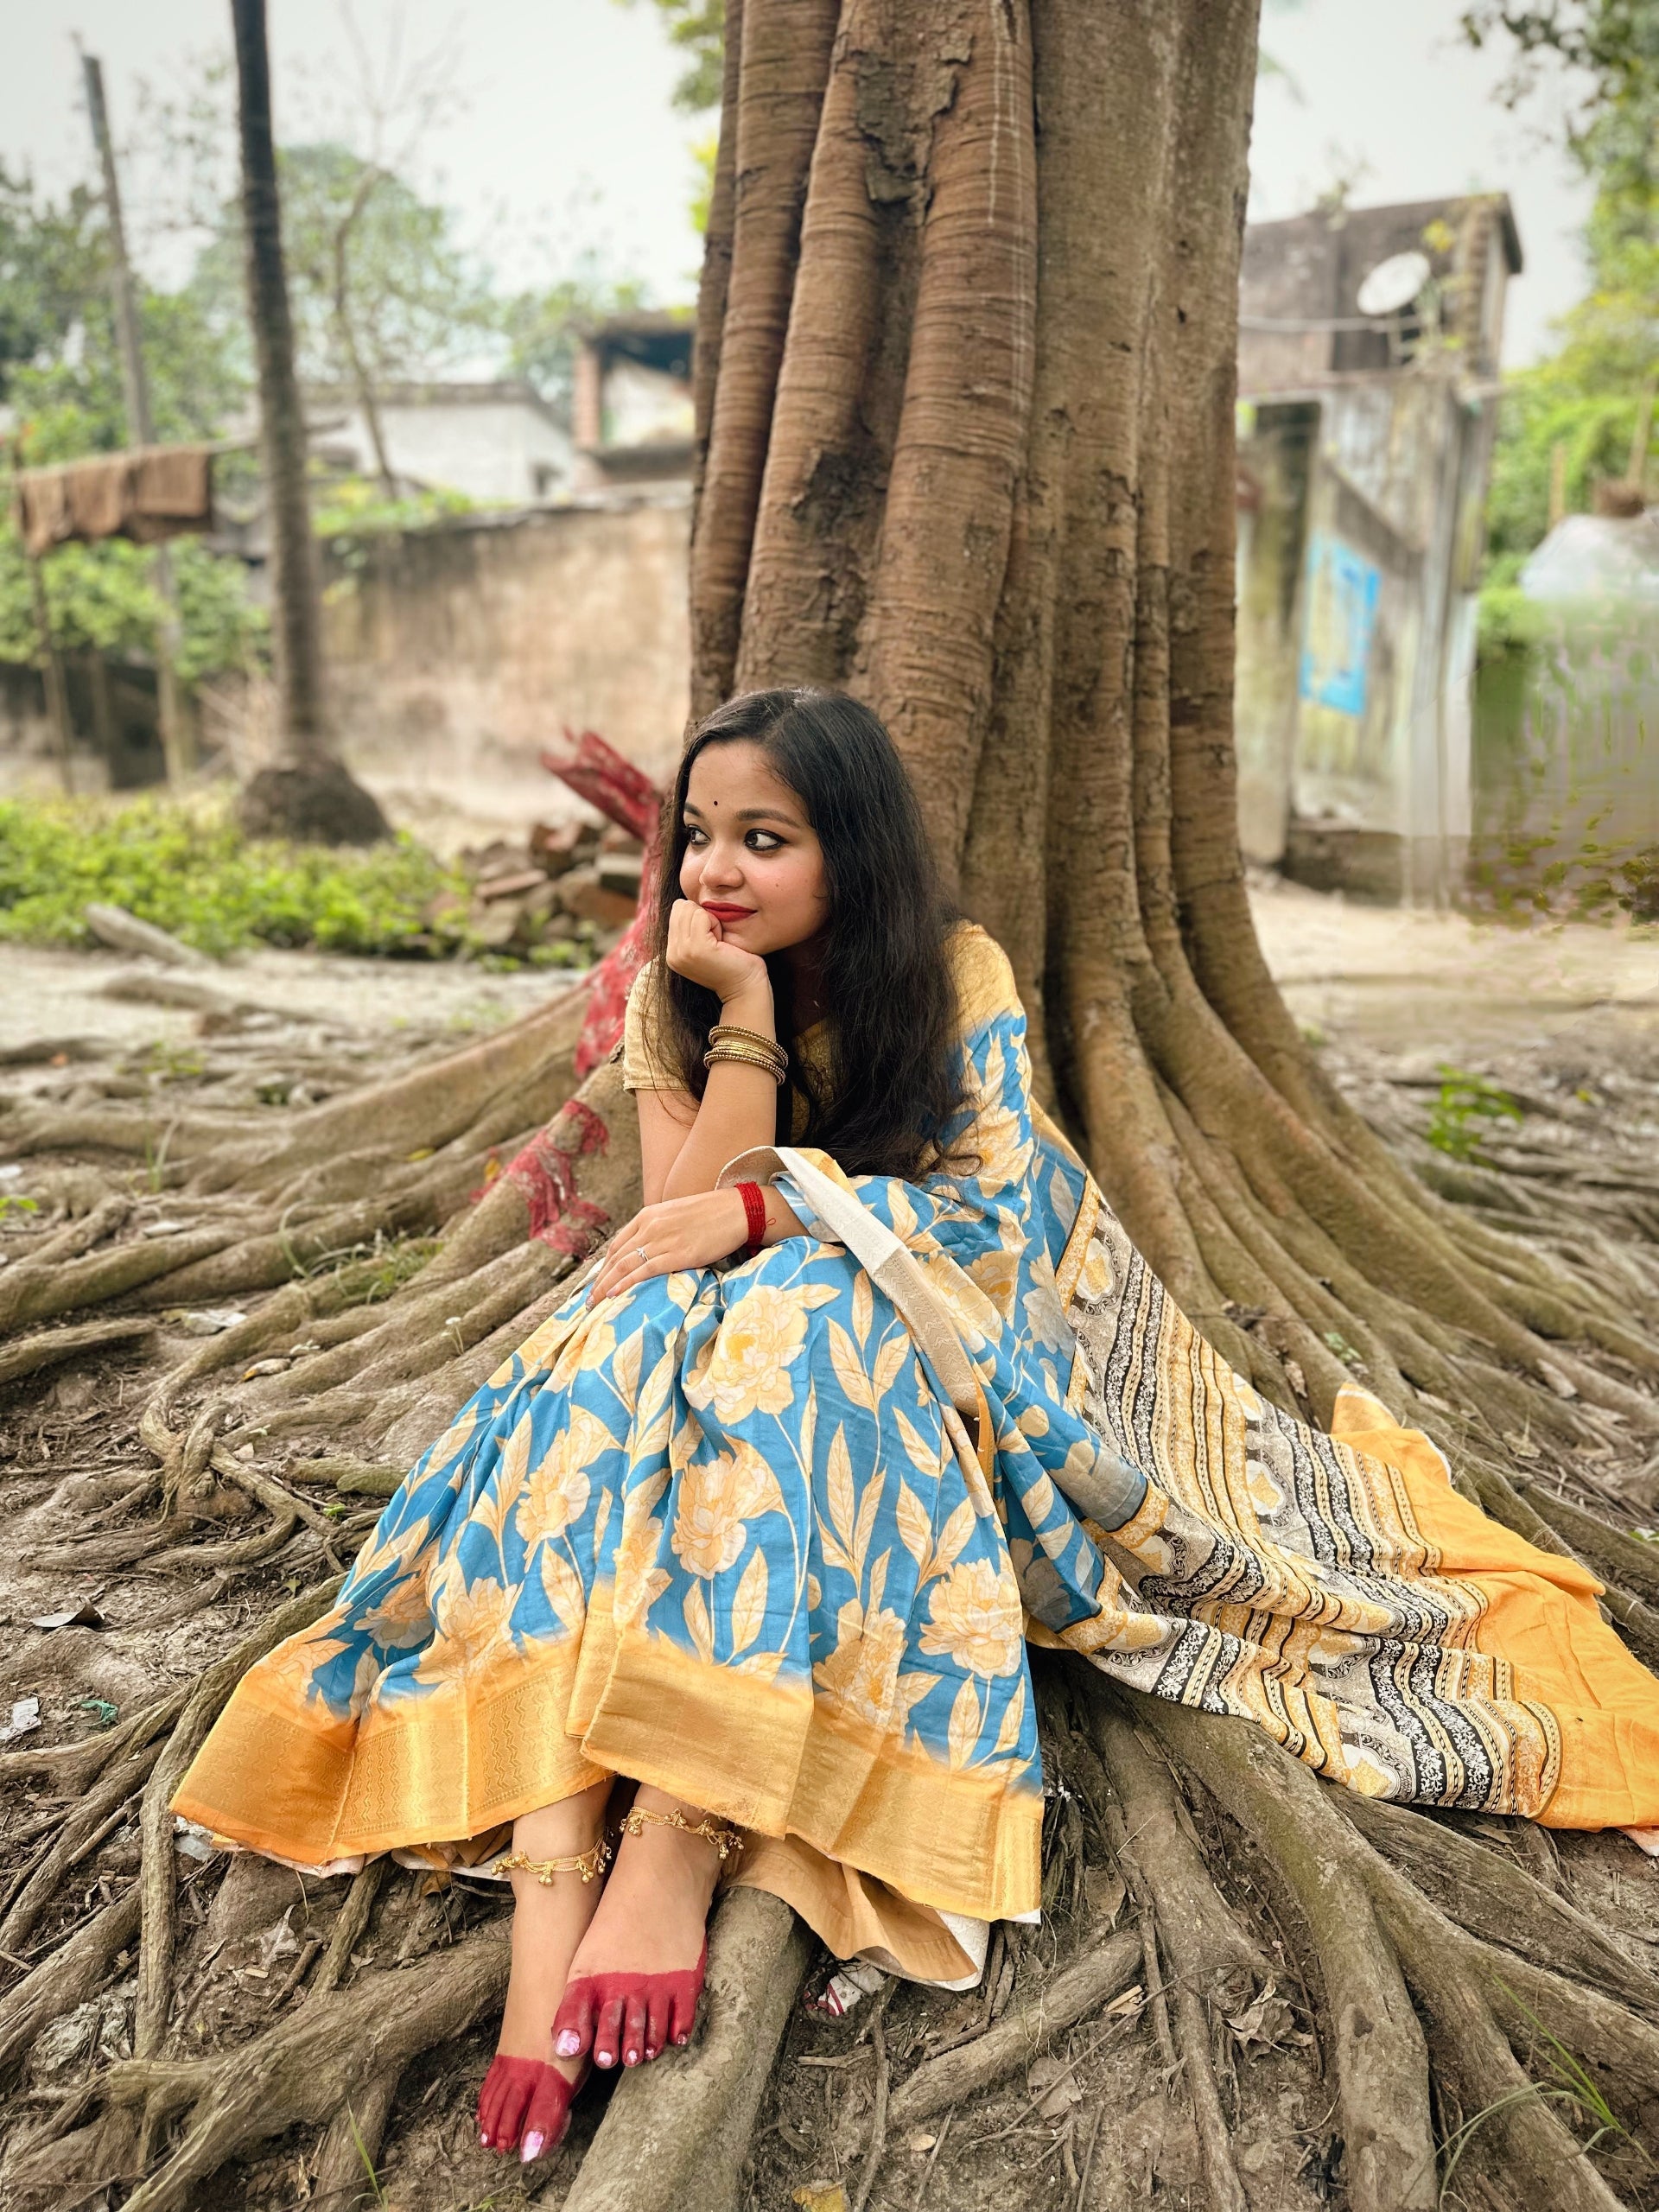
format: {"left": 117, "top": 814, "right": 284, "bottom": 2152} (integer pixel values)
{"left": 620, "top": 1806, "right": 744, "bottom": 1860}
{"left": 497, "top": 1839, "right": 613, "bottom": 1885}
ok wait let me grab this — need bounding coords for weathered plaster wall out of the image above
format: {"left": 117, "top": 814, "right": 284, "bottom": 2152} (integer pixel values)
{"left": 1236, "top": 379, "right": 1485, "bottom": 903}
{"left": 1234, "top": 404, "right": 1316, "bottom": 865}
{"left": 316, "top": 495, "right": 691, "bottom": 832}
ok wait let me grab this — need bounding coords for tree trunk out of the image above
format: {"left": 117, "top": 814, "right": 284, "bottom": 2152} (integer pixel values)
{"left": 230, "top": 0, "right": 389, "bottom": 847}
{"left": 690, "top": 0, "right": 1658, "bottom": 1445}
{"left": 333, "top": 166, "right": 400, "bottom": 501}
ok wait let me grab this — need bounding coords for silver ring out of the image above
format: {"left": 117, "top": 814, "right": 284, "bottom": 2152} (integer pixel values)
{"left": 635, "top": 1245, "right": 649, "bottom": 1262}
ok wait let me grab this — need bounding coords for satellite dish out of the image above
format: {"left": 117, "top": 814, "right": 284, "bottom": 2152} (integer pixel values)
{"left": 1357, "top": 250, "right": 1433, "bottom": 318}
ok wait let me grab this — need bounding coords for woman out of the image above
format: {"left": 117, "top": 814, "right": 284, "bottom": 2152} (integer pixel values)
{"left": 175, "top": 687, "right": 1659, "bottom": 2164}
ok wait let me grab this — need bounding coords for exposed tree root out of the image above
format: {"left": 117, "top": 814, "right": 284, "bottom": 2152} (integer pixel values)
{"left": 0, "top": 1889, "right": 141, "bottom": 2082}
{"left": 133, "top": 1580, "right": 342, "bottom": 2058}
{"left": 1133, "top": 1685, "right": 1659, "bottom": 2210}
{"left": 0, "top": 1746, "right": 161, "bottom": 1957}
{"left": 0, "top": 1316, "right": 156, "bottom": 1387}
{"left": 867, "top": 1931, "right": 1142, "bottom": 2150}
{"left": 1077, "top": 1689, "right": 1262, "bottom": 2212}
{"left": 1135, "top": 1688, "right": 1441, "bottom": 2212}
{"left": 562, "top": 1890, "right": 813, "bottom": 2212}
{"left": 312, "top": 2064, "right": 402, "bottom": 2212}
{"left": 4, "top": 1923, "right": 510, "bottom": 2212}
{"left": 5, "top": 1003, "right": 1659, "bottom": 2212}
{"left": 1328, "top": 1792, "right": 1659, "bottom": 2021}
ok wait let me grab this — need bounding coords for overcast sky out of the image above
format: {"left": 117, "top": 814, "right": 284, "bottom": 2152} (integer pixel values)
{"left": 3, "top": 0, "right": 1595, "bottom": 365}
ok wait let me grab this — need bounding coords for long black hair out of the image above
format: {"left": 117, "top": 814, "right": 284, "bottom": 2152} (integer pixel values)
{"left": 649, "top": 686, "right": 966, "bottom": 1179}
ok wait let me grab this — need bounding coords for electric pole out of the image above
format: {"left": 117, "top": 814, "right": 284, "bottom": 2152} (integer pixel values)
{"left": 79, "top": 48, "right": 196, "bottom": 785}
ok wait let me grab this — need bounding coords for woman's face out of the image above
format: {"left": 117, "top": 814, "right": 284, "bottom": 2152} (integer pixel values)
{"left": 678, "top": 739, "right": 830, "bottom": 957}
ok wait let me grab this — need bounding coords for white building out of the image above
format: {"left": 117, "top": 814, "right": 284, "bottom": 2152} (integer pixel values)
{"left": 569, "top": 313, "right": 695, "bottom": 495}
{"left": 306, "top": 380, "right": 575, "bottom": 509}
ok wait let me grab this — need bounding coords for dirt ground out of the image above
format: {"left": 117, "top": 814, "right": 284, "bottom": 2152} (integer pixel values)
{"left": 3, "top": 883, "right": 1657, "bottom": 2212}
{"left": 1249, "top": 875, "right": 1659, "bottom": 1060}
{"left": 6, "top": 874, "right": 1652, "bottom": 1071}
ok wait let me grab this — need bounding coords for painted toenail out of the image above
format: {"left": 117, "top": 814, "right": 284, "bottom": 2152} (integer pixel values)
{"left": 625, "top": 2048, "right": 639, "bottom": 2065}
{"left": 555, "top": 2031, "right": 581, "bottom": 2056}
{"left": 521, "top": 2131, "right": 544, "bottom": 2163}
{"left": 480, "top": 2132, "right": 490, "bottom": 2147}
{"left": 675, "top": 2032, "right": 689, "bottom": 2045}
{"left": 597, "top": 2048, "right": 613, "bottom": 2065}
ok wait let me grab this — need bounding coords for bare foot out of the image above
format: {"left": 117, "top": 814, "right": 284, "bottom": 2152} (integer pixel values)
{"left": 480, "top": 1779, "right": 611, "bottom": 2161}
{"left": 552, "top": 1784, "right": 734, "bottom": 2068}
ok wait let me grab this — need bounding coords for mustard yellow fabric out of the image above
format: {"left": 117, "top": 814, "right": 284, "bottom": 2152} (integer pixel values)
{"left": 1329, "top": 1388, "right": 1659, "bottom": 1830}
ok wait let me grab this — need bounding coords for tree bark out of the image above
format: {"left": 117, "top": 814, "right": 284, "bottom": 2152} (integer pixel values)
{"left": 687, "top": 0, "right": 1657, "bottom": 1438}
{"left": 332, "top": 165, "right": 399, "bottom": 500}
{"left": 230, "top": 0, "right": 389, "bottom": 846}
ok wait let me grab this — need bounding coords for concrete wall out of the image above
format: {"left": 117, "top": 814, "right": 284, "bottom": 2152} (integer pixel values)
{"left": 314, "top": 494, "right": 691, "bottom": 835}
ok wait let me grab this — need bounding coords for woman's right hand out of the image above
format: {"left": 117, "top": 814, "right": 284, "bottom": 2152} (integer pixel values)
{"left": 665, "top": 898, "right": 772, "bottom": 1008}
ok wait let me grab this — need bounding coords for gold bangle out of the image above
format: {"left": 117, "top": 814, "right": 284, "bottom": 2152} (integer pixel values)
{"left": 619, "top": 1806, "right": 744, "bottom": 1860}
{"left": 496, "top": 1839, "right": 613, "bottom": 1885}
{"left": 709, "top": 1022, "right": 787, "bottom": 1069}
{"left": 706, "top": 1030, "right": 786, "bottom": 1078}
{"left": 703, "top": 1044, "right": 787, "bottom": 1084}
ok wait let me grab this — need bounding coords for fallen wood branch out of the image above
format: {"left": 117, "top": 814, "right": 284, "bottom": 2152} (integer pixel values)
{"left": 874, "top": 1929, "right": 1141, "bottom": 2145}
{"left": 0, "top": 1887, "right": 141, "bottom": 2081}
{"left": 84, "top": 904, "right": 209, "bottom": 968}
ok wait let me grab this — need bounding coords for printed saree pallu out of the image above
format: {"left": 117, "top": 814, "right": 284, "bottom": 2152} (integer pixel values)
{"left": 175, "top": 926, "right": 1659, "bottom": 1986}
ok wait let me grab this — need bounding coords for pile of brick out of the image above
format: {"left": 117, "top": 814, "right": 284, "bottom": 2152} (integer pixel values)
{"left": 452, "top": 817, "right": 649, "bottom": 957}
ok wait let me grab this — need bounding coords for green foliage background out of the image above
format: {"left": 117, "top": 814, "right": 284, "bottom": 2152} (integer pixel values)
{"left": 1469, "top": 2, "right": 1659, "bottom": 605}
{"left": 0, "top": 85, "right": 653, "bottom": 700}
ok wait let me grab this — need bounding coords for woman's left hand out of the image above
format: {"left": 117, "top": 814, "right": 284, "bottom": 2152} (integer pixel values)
{"left": 586, "top": 1189, "right": 753, "bottom": 1306}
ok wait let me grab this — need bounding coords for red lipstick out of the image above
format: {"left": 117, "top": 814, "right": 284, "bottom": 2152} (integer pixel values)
{"left": 701, "top": 902, "right": 755, "bottom": 924}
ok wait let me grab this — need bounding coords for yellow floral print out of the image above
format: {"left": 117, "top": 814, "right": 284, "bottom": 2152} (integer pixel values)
{"left": 687, "top": 1283, "right": 817, "bottom": 1424}
{"left": 967, "top": 1247, "right": 1020, "bottom": 1314}
{"left": 920, "top": 1558, "right": 1025, "bottom": 1679}
{"left": 416, "top": 1570, "right": 517, "bottom": 1684}
{"left": 613, "top": 1467, "right": 670, "bottom": 1625}
{"left": 354, "top": 1573, "right": 432, "bottom": 1649}
{"left": 671, "top": 1437, "right": 783, "bottom": 1579}
{"left": 516, "top": 1407, "right": 609, "bottom": 1548}
{"left": 813, "top": 1600, "right": 909, "bottom": 1729}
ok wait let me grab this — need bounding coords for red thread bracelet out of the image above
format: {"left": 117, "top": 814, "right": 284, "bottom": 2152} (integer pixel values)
{"left": 735, "top": 1180, "right": 767, "bottom": 1259}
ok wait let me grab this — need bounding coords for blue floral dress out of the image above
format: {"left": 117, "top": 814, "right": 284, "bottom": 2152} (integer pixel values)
{"left": 175, "top": 925, "right": 1144, "bottom": 1980}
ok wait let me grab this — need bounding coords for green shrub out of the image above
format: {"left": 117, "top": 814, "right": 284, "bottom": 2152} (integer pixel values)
{"left": 0, "top": 794, "right": 575, "bottom": 964}
{"left": 1425, "top": 1067, "right": 1523, "bottom": 1162}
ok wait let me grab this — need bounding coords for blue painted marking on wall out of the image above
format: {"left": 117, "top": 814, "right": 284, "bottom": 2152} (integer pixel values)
{"left": 1300, "top": 533, "right": 1381, "bottom": 717}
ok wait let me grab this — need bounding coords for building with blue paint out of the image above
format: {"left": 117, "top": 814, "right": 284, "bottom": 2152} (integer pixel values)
{"left": 1232, "top": 195, "right": 1521, "bottom": 904}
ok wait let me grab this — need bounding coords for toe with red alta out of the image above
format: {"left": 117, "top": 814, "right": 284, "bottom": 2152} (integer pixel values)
{"left": 477, "top": 2056, "right": 585, "bottom": 2163}
{"left": 550, "top": 1942, "right": 709, "bottom": 2068}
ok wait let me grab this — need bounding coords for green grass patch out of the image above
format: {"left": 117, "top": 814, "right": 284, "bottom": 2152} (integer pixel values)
{"left": 0, "top": 794, "right": 578, "bottom": 965}
{"left": 1424, "top": 1066, "right": 1523, "bottom": 1163}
